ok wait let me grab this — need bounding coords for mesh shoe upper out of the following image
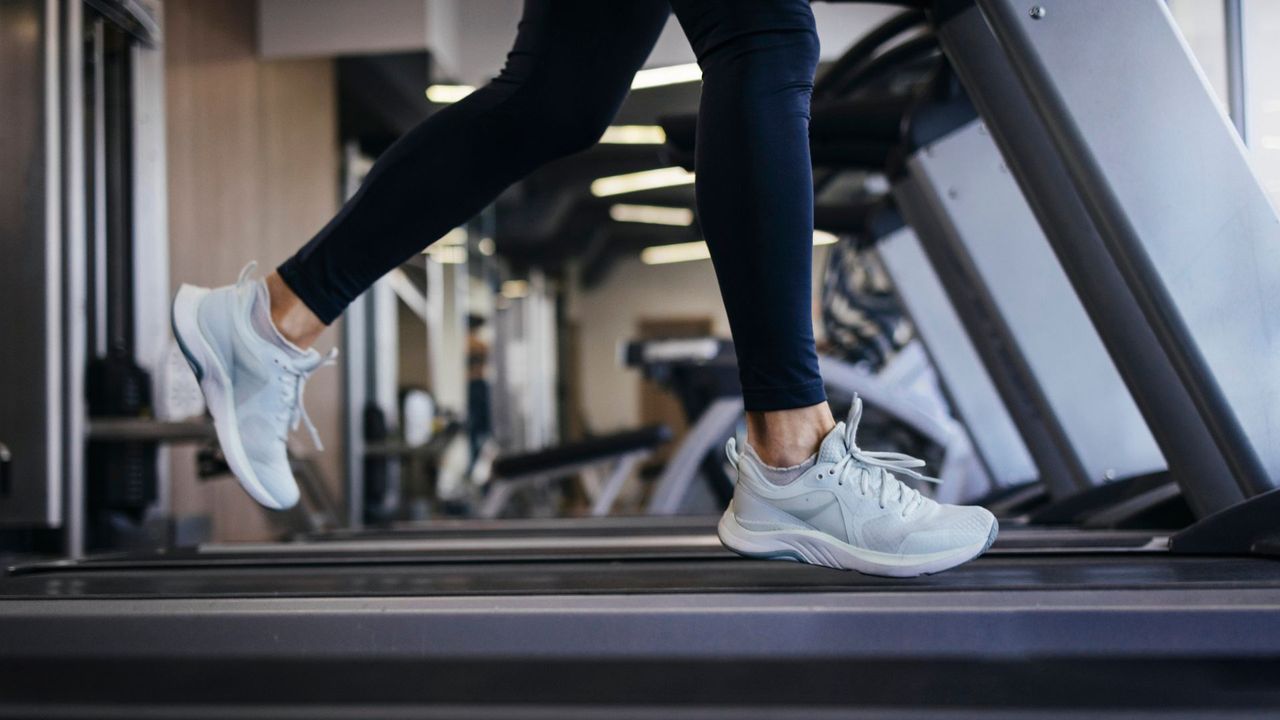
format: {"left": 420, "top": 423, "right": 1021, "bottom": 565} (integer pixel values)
{"left": 196, "top": 265, "right": 333, "bottom": 508}
{"left": 732, "top": 398, "right": 996, "bottom": 557}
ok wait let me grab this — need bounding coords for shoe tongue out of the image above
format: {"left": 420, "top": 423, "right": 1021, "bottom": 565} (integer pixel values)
{"left": 817, "top": 422, "right": 852, "bottom": 464}
{"left": 289, "top": 348, "right": 324, "bottom": 373}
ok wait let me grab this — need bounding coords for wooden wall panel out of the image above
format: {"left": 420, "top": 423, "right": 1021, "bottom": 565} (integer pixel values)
{"left": 258, "top": 60, "right": 346, "bottom": 504}
{"left": 165, "top": 0, "right": 342, "bottom": 541}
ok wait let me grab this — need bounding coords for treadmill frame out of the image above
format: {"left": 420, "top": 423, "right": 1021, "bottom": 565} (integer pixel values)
{"left": 935, "top": 0, "right": 1280, "bottom": 552}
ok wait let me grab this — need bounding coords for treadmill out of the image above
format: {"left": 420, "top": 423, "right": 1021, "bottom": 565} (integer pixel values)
{"left": 2, "top": 529, "right": 1279, "bottom": 717}
{"left": 3, "top": 1, "right": 1280, "bottom": 717}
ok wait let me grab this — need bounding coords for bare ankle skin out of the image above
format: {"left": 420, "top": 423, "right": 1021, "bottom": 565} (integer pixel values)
{"left": 265, "top": 272, "right": 327, "bottom": 349}
{"left": 746, "top": 401, "right": 837, "bottom": 467}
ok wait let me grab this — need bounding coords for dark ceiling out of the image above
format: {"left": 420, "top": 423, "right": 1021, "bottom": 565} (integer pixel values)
{"left": 332, "top": 37, "right": 918, "bottom": 287}
{"left": 336, "top": 51, "right": 709, "bottom": 284}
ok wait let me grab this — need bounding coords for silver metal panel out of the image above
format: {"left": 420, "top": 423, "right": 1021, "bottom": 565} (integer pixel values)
{"left": 2, "top": 589, "right": 1279, "bottom": 660}
{"left": 935, "top": 2, "right": 1241, "bottom": 517}
{"left": 907, "top": 121, "right": 1165, "bottom": 486}
{"left": 979, "top": 0, "right": 1280, "bottom": 496}
{"left": 876, "top": 228, "right": 1037, "bottom": 488}
{"left": 0, "top": 0, "right": 63, "bottom": 527}
{"left": 896, "top": 168, "right": 1081, "bottom": 498}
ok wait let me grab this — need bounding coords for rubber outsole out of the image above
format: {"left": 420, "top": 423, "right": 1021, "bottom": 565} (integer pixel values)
{"left": 717, "top": 503, "right": 999, "bottom": 578}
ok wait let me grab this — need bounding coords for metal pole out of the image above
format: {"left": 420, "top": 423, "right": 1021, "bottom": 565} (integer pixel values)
{"left": 1224, "top": 0, "right": 1247, "bottom": 141}
{"left": 61, "top": 0, "right": 86, "bottom": 558}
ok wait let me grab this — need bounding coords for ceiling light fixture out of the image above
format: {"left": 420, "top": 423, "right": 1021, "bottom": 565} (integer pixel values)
{"left": 425, "top": 84, "right": 476, "bottom": 103}
{"left": 640, "top": 240, "right": 710, "bottom": 265}
{"left": 599, "top": 125, "right": 668, "bottom": 144}
{"left": 501, "top": 279, "right": 529, "bottom": 299}
{"left": 609, "top": 204, "right": 694, "bottom": 226}
{"left": 424, "top": 245, "right": 466, "bottom": 264}
{"left": 641, "top": 232, "right": 839, "bottom": 265}
{"left": 590, "top": 167, "right": 695, "bottom": 197}
{"left": 631, "top": 63, "right": 702, "bottom": 90}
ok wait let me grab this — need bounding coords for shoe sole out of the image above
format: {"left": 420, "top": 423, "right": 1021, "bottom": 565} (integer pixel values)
{"left": 172, "top": 285, "right": 286, "bottom": 510}
{"left": 717, "top": 503, "right": 999, "bottom": 578}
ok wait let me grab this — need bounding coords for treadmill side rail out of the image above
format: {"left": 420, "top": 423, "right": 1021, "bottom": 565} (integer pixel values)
{"left": 1171, "top": 485, "right": 1280, "bottom": 555}
{"left": 876, "top": 228, "right": 1038, "bottom": 489}
{"left": 901, "top": 119, "right": 1165, "bottom": 494}
{"left": 931, "top": 1, "right": 1245, "bottom": 519}
{"left": 976, "top": 0, "right": 1280, "bottom": 500}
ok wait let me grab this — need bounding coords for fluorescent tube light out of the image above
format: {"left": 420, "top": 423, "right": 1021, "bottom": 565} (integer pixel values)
{"left": 599, "top": 125, "right": 667, "bottom": 144}
{"left": 609, "top": 204, "right": 694, "bottom": 226}
{"left": 425, "top": 84, "right": 476, "bottom": 103}
{"left": 641, "top": 232, "right": 839, "bottom": 265}
{"left": 501, "top": 280, "right": 529, "bottom": 299}
{"left": 590, "top": 167, "right": 695, "bottom": 197}
{"left": 631, "top": 63, "right": 702, "bottom": 89}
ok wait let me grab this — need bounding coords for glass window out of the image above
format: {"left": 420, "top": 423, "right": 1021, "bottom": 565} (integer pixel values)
{"left": 1244, "top": 0, "right": 1280, "bottom": 204}
{"left": 1168, "top": 0, "right": 1230, "bottom": 112}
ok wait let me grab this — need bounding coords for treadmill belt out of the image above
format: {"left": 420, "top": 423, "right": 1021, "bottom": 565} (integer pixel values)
{"left": 308, "top": 514, "right": 721, "bottom": 541}
{"left": 7, "top": 525, "right": 1169, "bottom": 575}
{"left": 2, "top": 554, "right": 1278, "bottom": 600}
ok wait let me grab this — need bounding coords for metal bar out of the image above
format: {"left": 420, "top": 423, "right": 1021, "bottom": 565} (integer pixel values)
{"left": 819, "top": 349, "right": 955, "bottom": 449}
{"left": 102, "top": 17, "right": 134, "bottom": 356}
{"left": 86, "top": 419, "right": 215, "bottom": 443}
{"left": 341, "top": 144, "right": 373, "bottom": 529}
{"left": 645, "top": 397, "right": 744, "bottom": 515}
{"left": 61, "top": 0, "right": 86, "bottom": 555}
{"left": 477, "top": 482, "right": 515, "bottom": 520}
{"left": 91, "top": 20, "right": 108, "bottom": 358}
{"left": 190, "top": 529, "right": 1156, "bottom": 557}
{"left": 83, "top": 0, "right": 160, "bottom": 46}
{"left": 369, "top": 277, "right": 401, "bottom": 519}
{"left": 819, "top": 346, "right": 993, "bottom": 500}
{"left": 1224, "top": 0, "right": 1247, "bottom": 140}
{"left": 2, "top": 589, "right": 1280, "bottom": 660}
{"left": 341, "top": 293, "right": 367, "bottom": 529}
{"left": 386, "top": 268, "right": 429, "bottom": 322}
{"left": 129, "top": 3, "right": 171, "bottom": 524}
{"left": 590, "top": 451, "right": 646, "bottom": 517}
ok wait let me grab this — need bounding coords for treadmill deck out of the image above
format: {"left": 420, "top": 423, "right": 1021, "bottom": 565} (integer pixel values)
{"left": 2, "top": 521, "right": 1279, "bottom": 717}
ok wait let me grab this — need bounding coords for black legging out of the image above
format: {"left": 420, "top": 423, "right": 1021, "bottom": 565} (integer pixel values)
{"left": 278, "top": 0, "right": 824, "bottom": 412}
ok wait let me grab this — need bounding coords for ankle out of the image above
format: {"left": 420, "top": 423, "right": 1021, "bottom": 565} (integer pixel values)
{"left": 265, "top": 272, "right": 326, "bottom": 349}
{"left": 746, "top": 402, "right": 836, "bottom": 467}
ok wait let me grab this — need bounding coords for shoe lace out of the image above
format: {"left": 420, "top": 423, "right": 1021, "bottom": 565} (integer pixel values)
{"left": 831, "top": 397, "right": 939, "bottom": 517}
{"left": 274, "top": 349, "right": 339, "bottom": 451}
{"left": 239, "top": 261, "right": 339, "bottom": 451}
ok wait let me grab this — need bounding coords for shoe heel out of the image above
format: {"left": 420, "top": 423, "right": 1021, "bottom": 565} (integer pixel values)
{"left": 717, "top": 508, "right": 805, "bottom": 564}
{"left": 171, "top": 285, "right": 209, "bottom": 382}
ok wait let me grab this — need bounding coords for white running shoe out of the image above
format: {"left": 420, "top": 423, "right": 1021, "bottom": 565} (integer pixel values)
{"left": 718, "top": 397, "right": 998, "bottom": 577}
{"left": 171, "top": 263, "right": 335, "bottom": 510}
